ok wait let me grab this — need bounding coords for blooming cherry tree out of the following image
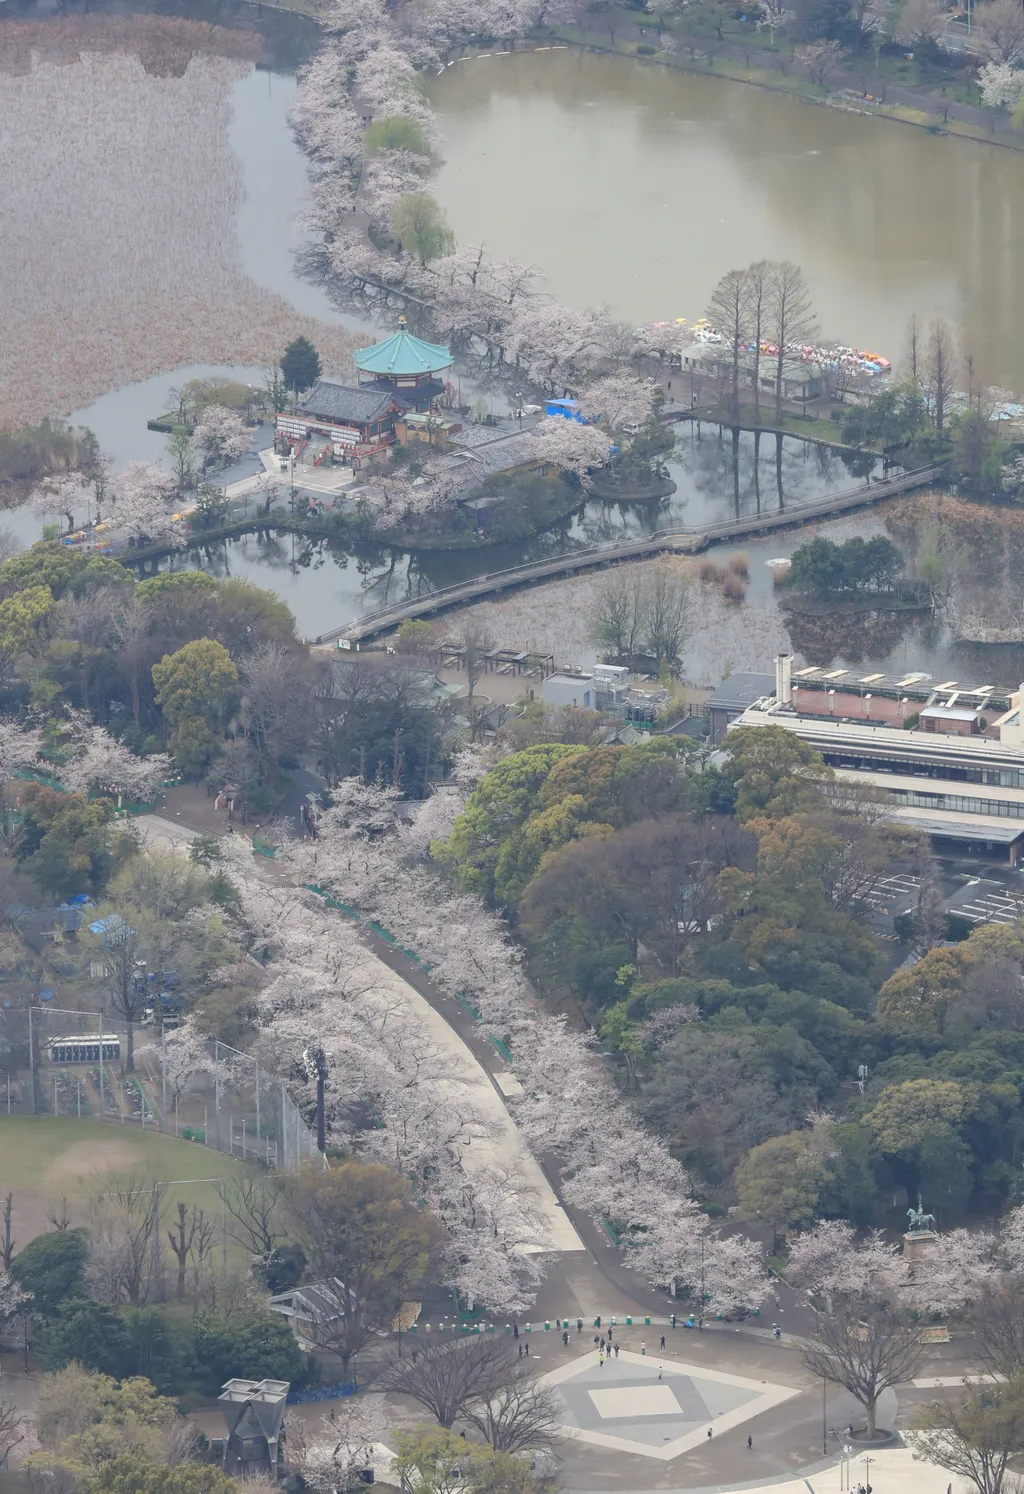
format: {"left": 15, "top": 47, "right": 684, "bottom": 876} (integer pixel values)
{"left": 190, "top": 404, "right": 250, "bottom": 470}
{"left": 55, "top": 710, "right": 171, "bottom": 803}
{"left": 577, "top": 371, "right": 656, "bottom": 431}
{"left": 32, "top": 471, "right": 93, "bottom": 534}
{"left": 106, "top": 461, "right": 183, "bottom": 547}
{"left": 530, "top": 416, "right": 611, "bottom": 487}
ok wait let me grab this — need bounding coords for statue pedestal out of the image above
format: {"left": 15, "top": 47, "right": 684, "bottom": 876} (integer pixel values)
{"left": 903, "top": 1230, "right": 938, "bottom": 1266}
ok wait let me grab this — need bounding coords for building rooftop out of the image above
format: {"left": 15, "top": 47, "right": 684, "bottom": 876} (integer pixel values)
{"left": 707, "top": 673, "right": 776, "bottom": 712}
{"left": 300, "top": 382, "right": 397, "bottom": 425}
{"left": 355, "top": 321, "right": 453, "bottom": 378}
{"left": 920, "top": 706, "right": 982, "bottom": 722}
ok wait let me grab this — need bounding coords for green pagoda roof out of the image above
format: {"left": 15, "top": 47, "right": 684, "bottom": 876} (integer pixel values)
{"left": 355, "top": 320, "right": 453, "bottom": 378}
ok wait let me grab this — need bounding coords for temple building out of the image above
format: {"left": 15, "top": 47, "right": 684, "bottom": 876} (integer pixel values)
{"left": 275, "top": 319, "right": 453, "bottom": 468}
{"left": 354, "top": 316, "right": 453, "bottom": 411}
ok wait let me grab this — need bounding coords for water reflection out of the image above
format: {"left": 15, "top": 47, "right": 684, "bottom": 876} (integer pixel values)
{"left": 173, "top": 429, "right": 885, "bottom": 637}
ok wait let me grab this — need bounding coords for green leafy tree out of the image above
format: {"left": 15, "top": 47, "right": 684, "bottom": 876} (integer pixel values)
{"left": 735, "top": 1131, "right": 826, "bottom": 1230}
{"left": 723, "top": 725, "right": 831, "bottom": 823}
{"left": 364, "top": 116, "right": 431, "bottom": 155}
{"left": 152, "top": 639, "right": 239, "bottom": 775}
{"left": 0, "top": 583, "right": 56, "bottom": 683}
{"left": 193, "top": 1303, "right": 303, "bottom": 1388}
{"left": 10, "top": 1228, "right": 88, "bottom": 1315}
{"left": 392, "top": 1428, "right": 537, "bottom": 1494}
{"left": 876, "top": 946, "right": 966, "bottom": 1040}
{"left": 16, "top": 784, "right": 122, "bottom": 899}
{"left": 36, "top": 1302, "right": 131, "bottom": 1379}
{"left": 286, "top": 1160, "right": 442, "bottom": 1373}
{"left": 391, "top": 193, "right": 456, "bottom": 264}
{"left": 92, "top": 1457, "right": 242, "bottom": 1494}
{"left": 280, "top": 336, "right": 321, "bottom": 395}
{"left": 437, "top": 743, "right": 585, "bottom": 901}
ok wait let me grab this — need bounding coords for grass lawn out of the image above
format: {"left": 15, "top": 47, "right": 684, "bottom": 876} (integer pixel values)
{"left": 0, "top": 1116, "right": 250, "bottom": 1251}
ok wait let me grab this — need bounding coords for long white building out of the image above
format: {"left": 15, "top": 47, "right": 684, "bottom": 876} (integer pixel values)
{"left": 728, "top": 655, "right": 1024, "bottom": 861}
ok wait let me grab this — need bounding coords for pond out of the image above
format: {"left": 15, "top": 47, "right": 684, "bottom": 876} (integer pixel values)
{"left": 7, "top": 11, "right": 1024, "bottom": 686}
{"left": 429, "top": 50, "right": 1024, "bottom": 393}
{"left": 172, "top": 426, "right": 888, "bottom": 640}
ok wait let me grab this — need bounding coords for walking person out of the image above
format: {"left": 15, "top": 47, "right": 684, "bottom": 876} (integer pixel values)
{"left": 641, "top": 1340, "right": 646, "bottom": 1355}
{"left": 577, "top": 1318, "right": 583, "bottom": 1334}
{"left": 660, "top": 1333, "right": 666, "bottom": 1350}
{"left": 658, "top": 1366, "right": 663, "bottom": 1380}
{"left": 614, "top": 1342, "right": 620, "bottom": 1358}
{"left": 513, "top": 1323, "right": 519, "bottom": 1340}
{"left": 747, "top": 1436, "right": 753, "bottom": 1451}
{"left": 707, "top": 1429, "right": 713, "bottom": 1439}
{"left": 523, "top": 1341, "right": 529, "bottom": 1357}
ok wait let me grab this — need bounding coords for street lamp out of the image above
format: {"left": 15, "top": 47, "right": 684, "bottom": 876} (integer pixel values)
{"left": 863, "top": 1453, "right": 875, "bottom": 1493}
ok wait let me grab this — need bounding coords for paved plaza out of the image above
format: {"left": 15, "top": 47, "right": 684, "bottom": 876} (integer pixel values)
{"left": 543, "top": 1351, "right": 801, "bottom": 1461}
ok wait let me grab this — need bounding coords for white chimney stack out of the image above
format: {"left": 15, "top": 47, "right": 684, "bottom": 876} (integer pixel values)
{"left": 775, "top": 652, "right": 793, "bottom": 705}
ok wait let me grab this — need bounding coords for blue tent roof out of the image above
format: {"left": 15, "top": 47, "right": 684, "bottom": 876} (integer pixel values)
{"left": 355, "top": 322, "right": 452, "bottom": 378}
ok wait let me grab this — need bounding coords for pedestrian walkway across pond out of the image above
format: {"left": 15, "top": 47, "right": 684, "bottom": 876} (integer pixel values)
{"left": 317, "top": 465, "right": 945, "bottom": 645}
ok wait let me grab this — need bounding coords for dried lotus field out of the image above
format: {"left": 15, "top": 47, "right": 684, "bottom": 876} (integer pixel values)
{"left": 0, "top": 17, "right": 359, "bottom": 429}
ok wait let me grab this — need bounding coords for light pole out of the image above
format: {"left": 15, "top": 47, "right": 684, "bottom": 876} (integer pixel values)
{"left": 303, "top": 1045, "right": 329, "bottom": 1153}
{"left": 863, "top": 1453, "right": 875, "bottom": 1492}
{"left": 822, "top": 1372, "right": 827, "bottom": 1456}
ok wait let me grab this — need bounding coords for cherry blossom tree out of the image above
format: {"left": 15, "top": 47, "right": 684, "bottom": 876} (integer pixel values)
{"left": 136, "top": 1016, "right": 224, "bottom": 1104}
{"left": 249, "top": 778, "right": 767, "bottom": 1317}
{"left": 190, "top": 404, "right": 251, "bottom": 470}
{"left": 54, "top": 710, "right": 172, "bottom": 803}
{"left": 529, "top": 415, "right": 611, "bottom": 487}
{"left": 577, "top": 371, "right": 657, "bottom": 431}
{"left": 979, "top": 59, "right": 1024, "bottom": 107}
{"left": 31, "top": 471, "right": 92, "bottom": 535}
{"left": 106, "top": 461, "right": 184, "bottom": 548}
{"left": 0, "top": 720, "right": 42, "bottom": 797}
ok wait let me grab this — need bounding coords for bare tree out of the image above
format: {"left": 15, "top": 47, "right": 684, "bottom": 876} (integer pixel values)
{"left": 642, "top": 564, "right": 693, "bottom": 666}
{"left": 974, "top": 1282, "right": 1024, "bottom": 1380}
{"left": 977, "top": 0, "right": 1024, "bottom": 62}
{"left": 166, "top": 1202, "right": 197, "bottom": 1299}
{"left": 797, "top": 39, "right": 846, "bottom": 87}
{"left": 746, "top": 260, "right": 773, "bottom": 423}
{"left": 464, "top": 1372, "right": 563, "bottom": 1455}
{"left": 913, "top": 853, "right": 948, "bottom": 952}
{"left": 707, "top": 269, "right": 750, "bottom": 422}
{"left": 460, "top": 622, "right": 494, "bottom": 742}
{"left": 0, "top": 1197, "right": 13, "bottom": 1272}
{"left": 46, "top": 1193, "right": 70, "bottom": 1232}
{"left": 189, "top": 1206, "right": 217, "bottom": 1300}
{"left": 912, "top": 1380, "right": 1024, "bottom": 1494}
{"left": 379, "top": 1338, "right": 525, "bottom": 1431}
{"left": 801, "top": 1297, "right": 925, "bottom": 1437}
{"left": 768, "top": 263, "right": 817, "bottom": 421}
{"left": 926, "top": 319, "right": 957, "bottom": 439}
{"left": 224, "top": 1169, "right": 287, "bottom": 1268}
{"left": 588, "top": 567, "right": 648, "bottom": 660}
{"left": 0, "top": 1395, "right": 24, "bottom": 1468}
{"left": 897, "top": 0, "right": 945, "bottom": 43}
{"left": 86, "top": 1175, "right": 156, "bottom": 1306}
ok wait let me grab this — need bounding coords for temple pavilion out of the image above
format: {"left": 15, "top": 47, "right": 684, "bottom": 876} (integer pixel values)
{"left": 354, "top": 316, "right": 454, "bottom": 411}
{"left": 275, "top": 319, "right": 454, "bottom": 467}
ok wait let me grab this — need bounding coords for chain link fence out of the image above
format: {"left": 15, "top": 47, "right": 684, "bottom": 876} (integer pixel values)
{"left": 0, "top": 1006, "right": 320, "bottom": 1171}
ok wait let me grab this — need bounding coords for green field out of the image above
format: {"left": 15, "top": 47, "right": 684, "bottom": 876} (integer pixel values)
{"left": 0, "top": 1116, "right": 249, "bottom": 1248}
